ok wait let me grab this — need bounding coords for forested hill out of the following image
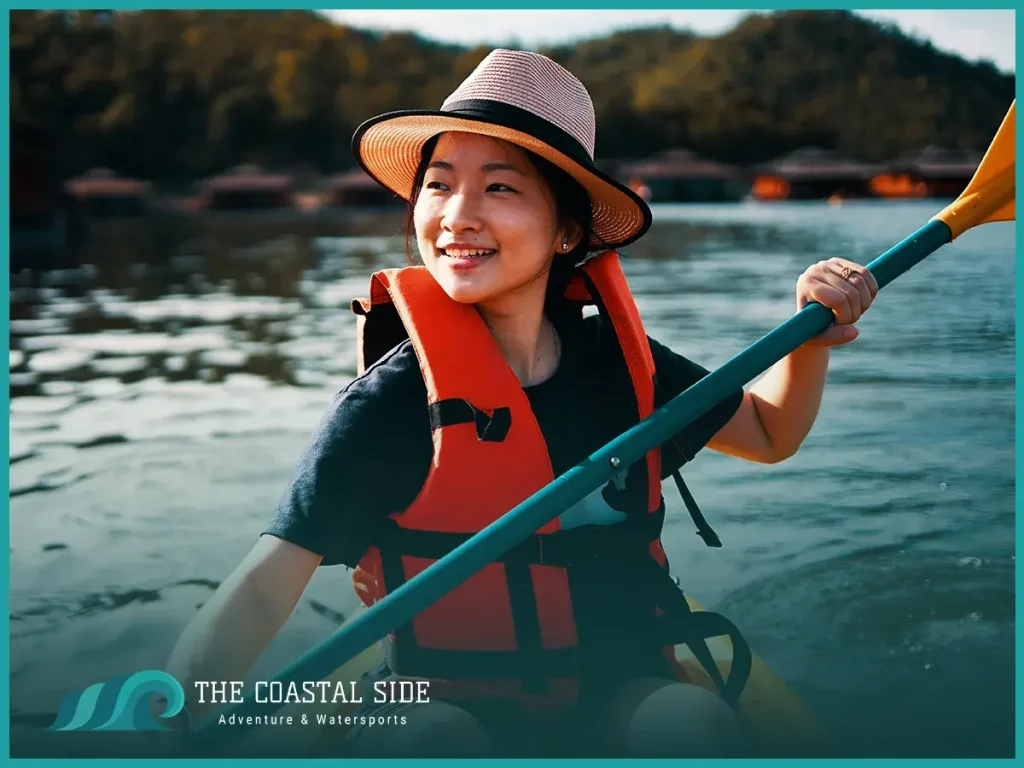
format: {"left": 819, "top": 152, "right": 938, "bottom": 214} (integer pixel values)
{"left": 11, "top": 10, "right": 1014, "bottom": 184}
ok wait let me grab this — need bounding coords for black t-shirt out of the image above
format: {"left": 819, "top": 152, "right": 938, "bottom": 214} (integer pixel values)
{"left": 265, "top": 314, "right": 743, "bottom": 567}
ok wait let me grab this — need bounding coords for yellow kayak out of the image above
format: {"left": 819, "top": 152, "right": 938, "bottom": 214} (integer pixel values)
{"left": 265, "top": 597, "right": 838, "bottom": 758}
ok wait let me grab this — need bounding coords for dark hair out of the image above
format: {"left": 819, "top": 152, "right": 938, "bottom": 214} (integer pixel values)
{"left": 403, "top": 135, "right": 602, "bottom": 323}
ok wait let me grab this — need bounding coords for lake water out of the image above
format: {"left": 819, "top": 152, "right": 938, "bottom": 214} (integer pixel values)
{"left": 8, "top": 201, "right": 1015, "bottom": 758}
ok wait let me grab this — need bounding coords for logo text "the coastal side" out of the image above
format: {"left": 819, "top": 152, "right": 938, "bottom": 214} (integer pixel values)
{"left": 195, "top": 680, "right": 430, "bottom": 705}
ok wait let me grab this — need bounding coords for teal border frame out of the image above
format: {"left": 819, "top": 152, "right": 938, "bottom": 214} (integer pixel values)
{"left": 3, "top": 4, "right": 1018, "bottom": 766}
{"left": 2, "top": 2, "right": 1021, "bottom": 9}
{"left": 2, "top": 6, "right": 10, "bottom": 766}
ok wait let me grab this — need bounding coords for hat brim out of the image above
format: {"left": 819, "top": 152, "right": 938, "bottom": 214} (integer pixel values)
{"left": 352, "top": 110, "right": 653, "bottom": 250}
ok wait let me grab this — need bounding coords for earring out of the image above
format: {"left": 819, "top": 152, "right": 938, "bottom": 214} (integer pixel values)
{"left": 562, "top": 242, "right": 569, "bottom": 251}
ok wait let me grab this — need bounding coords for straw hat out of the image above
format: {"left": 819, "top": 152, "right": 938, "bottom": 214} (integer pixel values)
{"left": 352, "top": 48, "right": 652, "bottom": 249}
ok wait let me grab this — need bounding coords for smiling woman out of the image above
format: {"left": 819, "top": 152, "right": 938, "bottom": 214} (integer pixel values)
{"left": 165, "top": 48, "right": 876, "bottom": 758}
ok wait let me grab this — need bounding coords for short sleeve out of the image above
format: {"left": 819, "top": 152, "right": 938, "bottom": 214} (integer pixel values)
{"left": 262, "top": 341, "right": 432, "bottom": 567}
{"left": 648, "top": 336, "right": 744, "bottom": 477}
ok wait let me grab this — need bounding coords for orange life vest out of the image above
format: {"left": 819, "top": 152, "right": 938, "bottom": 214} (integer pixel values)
{"left": 349, "top": 251, "right": 749, "bottom": 708}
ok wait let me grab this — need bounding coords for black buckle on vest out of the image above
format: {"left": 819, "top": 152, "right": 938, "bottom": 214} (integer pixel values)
{"left": 428, "top": 399, "right": 512, "bottom": 442}
{"left": 474, "top": 405, "right": 511, "bottom": 442}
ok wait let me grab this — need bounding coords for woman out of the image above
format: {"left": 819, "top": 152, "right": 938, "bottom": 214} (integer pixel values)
{"left": 166, "top": 49, "right": 877, "bottom": 759}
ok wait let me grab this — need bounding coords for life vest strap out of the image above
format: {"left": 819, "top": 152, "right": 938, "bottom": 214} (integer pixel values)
{"left": 371, "top": 504, "right": 665, "bottom": 567}
{"left": 503, "top": 550, "right": 549, "bottom": 694}
{"left": 640, "top": 556, "right": 753, "bottom": 707}
{"left": 670, "top": 469, "right": 723, "bottom": 548}
{"left": 428, "top": 398, "right": 512, "bottom": 442}
{"left": 664, "top": 433, "right": 723, "bottom": 548}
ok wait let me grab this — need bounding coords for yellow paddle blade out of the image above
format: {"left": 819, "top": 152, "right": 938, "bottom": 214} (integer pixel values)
{"left": 934, "top": 101, "right": 1015, "bottom": 239}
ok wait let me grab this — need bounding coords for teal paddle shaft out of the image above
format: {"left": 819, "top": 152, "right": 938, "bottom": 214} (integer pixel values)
{"left": 193, "top": 217, "right": 952, "bottom": 744}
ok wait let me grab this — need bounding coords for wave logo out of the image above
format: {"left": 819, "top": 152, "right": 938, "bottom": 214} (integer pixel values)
{"left": 47, "top": 670, "right": 186, "bottom": 732}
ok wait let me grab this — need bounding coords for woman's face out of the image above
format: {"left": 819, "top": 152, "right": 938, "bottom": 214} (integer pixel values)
{"left": 414, "top": 132, "right": 569, "bottom": 308}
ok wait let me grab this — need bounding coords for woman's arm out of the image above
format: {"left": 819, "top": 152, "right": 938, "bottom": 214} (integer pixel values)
{"left": 707, "top": 346, "right": 829, "bottom": 463}
{"left": 161, "top": 347, "right": 429, "bottom": 727}
{"left": 706, "top": 258, "right": 877, "bottom": 464}
{"left": 165, "top": 535, "right": 321, "bottom": 724}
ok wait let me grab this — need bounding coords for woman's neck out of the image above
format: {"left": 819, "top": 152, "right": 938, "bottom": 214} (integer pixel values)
{"left": 477, "top": 297, "right": 560, "bottom": 387}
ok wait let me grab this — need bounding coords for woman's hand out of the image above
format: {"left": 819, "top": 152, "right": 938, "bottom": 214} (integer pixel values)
{"left": 796, "top": 257, "right": 879, "bottom": 347}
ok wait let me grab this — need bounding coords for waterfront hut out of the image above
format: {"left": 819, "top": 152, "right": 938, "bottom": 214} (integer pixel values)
{"left": 61, "top": 168, "right": 161, "bottom": 269}
{"left": 64, "top": 167, "right": 152, "bottom": 218}
{"left": 751, "top": 148, "right": 879, "bottom": 201}
{"left": 194, "top": 166, "right": 350, "bottom": 251}
{"left": 870, "top": 146, "right": 982, "bottom": 199}
{"left": 197, "top": 165, "right": 296, "bottom": 211}
{"left": 324, "top": 168, "right": 404, "bottom": 209}
{"left": 615, "top": 149, "right": 747, "bottom": 203}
